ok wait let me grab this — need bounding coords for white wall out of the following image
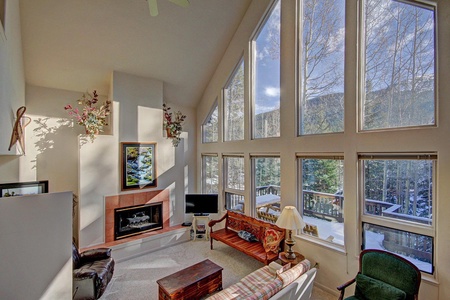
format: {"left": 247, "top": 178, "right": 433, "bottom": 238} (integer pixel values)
{"left": 0, "top": 192, "right": 73, "bottom": 300}
{"left": 0, "top": 0, "right": 25, "bottom": 155}
{"left": 197, "top": 0, "right": 450, "bottom": 298}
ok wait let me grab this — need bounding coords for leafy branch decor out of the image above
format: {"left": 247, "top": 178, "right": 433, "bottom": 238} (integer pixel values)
{"left": 64, "top": 90, "right": 111, "bottom": 142}
{"left": 163, "top": 103, "right": 186, "bottom": 147}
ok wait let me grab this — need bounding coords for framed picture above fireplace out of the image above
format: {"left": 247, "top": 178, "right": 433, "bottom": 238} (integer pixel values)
{"left": 121, "top": 142, "right": 157, "bottom": 191}
{"left": 0, "top": 180, "right": 49, "bottom": 197}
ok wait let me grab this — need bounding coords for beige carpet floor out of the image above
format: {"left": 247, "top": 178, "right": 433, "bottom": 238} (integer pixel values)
{"left": 101, "top": 240, "right": 335, "bottom": 299}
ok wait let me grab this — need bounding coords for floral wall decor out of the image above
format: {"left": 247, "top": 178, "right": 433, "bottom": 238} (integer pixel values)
{"left": 64, "top": 90, "right": 111, "bottom": 142}
{"left": 163, "top": 103, "right": 186, "bottom": 147}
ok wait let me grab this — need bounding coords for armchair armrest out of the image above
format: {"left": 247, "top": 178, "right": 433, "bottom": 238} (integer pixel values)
{"left": 73, "top": 269, "right": 97, "bottom": 280}
{"left": 337, "top": 277, "right": 356, "bottom": 300}
{"left": 80, "top": 248, "right": 112, "bottom": 263}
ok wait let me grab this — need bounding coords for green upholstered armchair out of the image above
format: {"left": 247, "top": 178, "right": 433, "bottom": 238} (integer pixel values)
{"left": 337, "top": 249, "right": 421, "bottom": 300}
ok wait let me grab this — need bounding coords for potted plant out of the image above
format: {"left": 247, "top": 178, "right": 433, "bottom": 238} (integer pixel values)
{"left": 163, "top": 103, "right": 186, "bottom": 147}
{"left": 64, "top": 90, "right": 111, "bottom": 142}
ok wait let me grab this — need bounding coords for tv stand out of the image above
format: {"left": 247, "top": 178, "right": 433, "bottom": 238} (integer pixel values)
{"left": 192, "top": 215, "right": 209, "bottom": 241}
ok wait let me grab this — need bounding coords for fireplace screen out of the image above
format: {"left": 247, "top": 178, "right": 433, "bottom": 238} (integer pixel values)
{"left": 114, "top": 202, "right": 163, "bottom": 240}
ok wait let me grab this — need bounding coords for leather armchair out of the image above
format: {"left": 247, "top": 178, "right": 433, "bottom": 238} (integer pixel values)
{"left": 72, "top": 242, "right": 115, "bottom": 300}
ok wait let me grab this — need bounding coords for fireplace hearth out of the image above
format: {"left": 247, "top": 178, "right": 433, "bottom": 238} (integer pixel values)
{"left": 114, "top": 202, "right": 163, "bottom": 240}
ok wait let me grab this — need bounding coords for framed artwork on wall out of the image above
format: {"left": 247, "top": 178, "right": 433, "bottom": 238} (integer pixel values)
{"left": 121, "top": 142, "right": 157, "bottom": 191}
{"left": 0, "top": 180, "right": 49, "bottom": 197}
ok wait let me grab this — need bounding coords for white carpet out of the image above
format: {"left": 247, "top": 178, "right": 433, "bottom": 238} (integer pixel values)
{"left": 100, "top": 240, "right": 335, "bottom": 300}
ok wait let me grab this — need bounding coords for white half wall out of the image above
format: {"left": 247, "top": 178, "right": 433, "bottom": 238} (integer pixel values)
{"left": 0, "top": 191, "right": 73, "bottom": 300}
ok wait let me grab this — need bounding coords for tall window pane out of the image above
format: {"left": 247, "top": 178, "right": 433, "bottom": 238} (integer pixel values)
{"left": 253, "top": 0, "right": 280, "bottom": 139}
{"left": 362, "top": 158, "right": 433, "bottom": 225}
{"left": 359, "top": 154, "right": 436, "bottom": 273}
{"left": 300, "top": 0, "right": 345, "bottom": 135}
{"left": 300, "top": 157, "right": 344, "bottom": 245}
{"left": 362, "top": 0, "right": 435, "bottom": 130}
{"left": 224, "top": 59, "right": 245, "bottom": 141}
{"left": 224, "top": 156, "right": 245, "bottom": 212}
{"left": 202, "top": 155, "right": 219, "bottom": 194}
{"left": 202, "top": 101, "right": 219, "bottom": 143}
{"left": 253, "top": 157, "right": 281, "bottom": 223}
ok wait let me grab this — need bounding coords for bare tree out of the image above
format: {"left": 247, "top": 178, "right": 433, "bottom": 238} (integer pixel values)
{"left": 300, "top": 0, "right": 345, "bottom": 134}
{"left": 363, "top": 0, "right": 435, "bottom": 130}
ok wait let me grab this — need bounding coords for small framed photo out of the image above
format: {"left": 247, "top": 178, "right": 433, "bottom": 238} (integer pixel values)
{"left": 121, "top": 142, "right": 157, "bottom": 191}
{"left": 0, "top": 180, "right": 49, "bottom": 197}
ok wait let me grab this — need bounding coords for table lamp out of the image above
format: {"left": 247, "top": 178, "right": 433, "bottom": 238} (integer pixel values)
{"left": 275, "top": 206, "right": 305, "bottom": 260}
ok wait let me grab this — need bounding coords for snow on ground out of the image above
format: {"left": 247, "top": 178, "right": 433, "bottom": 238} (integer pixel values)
{"left": 303, "top": 215, "right": 344, "bottom": 245}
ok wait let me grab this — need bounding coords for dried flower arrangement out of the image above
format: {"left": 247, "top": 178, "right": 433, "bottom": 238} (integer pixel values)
{"left": 64, "top": 90, "right": 111, "bottom": 142}
{"left": 163, "top": 103, "right": 186, "bottom": 147}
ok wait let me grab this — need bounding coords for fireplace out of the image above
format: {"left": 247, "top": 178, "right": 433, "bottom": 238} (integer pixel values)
{"left": 114, "top": 202, "right": 163, "bottom": 240}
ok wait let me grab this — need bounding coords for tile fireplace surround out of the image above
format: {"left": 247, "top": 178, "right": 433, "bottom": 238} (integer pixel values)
{"left": 104, "top": 189, "right": 170, "bottom": 243}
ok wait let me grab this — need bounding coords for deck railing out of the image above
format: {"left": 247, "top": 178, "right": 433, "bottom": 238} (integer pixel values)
{"left": 303, "top": 190, "right": 344, "bottom": 223}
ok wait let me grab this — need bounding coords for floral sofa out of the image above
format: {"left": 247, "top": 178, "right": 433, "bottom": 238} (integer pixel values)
{"left": 206, "top": 259, "right": 313, "bottom": 300}
{"left": 209, "top": 211, "right": 285, "bottom": 265}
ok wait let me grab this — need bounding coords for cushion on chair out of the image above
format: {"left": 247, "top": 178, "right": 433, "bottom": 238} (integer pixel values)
{"left": 354, "top": 274, "right": 406, "bottom": 300}
{"left": 238, "top": 230, "right": 259, "bottom": 242}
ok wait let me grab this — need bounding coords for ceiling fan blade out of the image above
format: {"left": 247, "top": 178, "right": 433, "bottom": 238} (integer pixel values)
{"left": 147, "top": 0, "right": 159, "bottom": 16}
{"left": 168, "top": 0, "right": 190, "bottom": 8}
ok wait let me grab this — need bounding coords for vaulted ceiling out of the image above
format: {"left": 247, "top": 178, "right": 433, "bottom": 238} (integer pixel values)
{"left": 19, "top": 0, "right": 251, "bottom": 107}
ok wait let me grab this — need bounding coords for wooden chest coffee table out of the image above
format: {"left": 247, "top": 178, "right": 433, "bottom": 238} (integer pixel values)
{"left": 156, "top": 259, "right": 223, "bottom": 300}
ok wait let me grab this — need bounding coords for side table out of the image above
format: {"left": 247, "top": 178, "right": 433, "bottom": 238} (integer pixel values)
{"left": 192, "top": 215, "right": 210, "bottom": 241}
{"left": 278, "top": 252, "right": 305, "bottom": 266}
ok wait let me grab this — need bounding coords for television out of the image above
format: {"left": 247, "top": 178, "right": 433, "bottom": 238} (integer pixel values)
{"left": 185, "top": 194, "right": 219, "bottom": 215}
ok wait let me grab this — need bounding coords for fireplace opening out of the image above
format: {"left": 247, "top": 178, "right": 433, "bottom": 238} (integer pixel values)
{"left": 114, "top": 202, "right": 163, "bottom": 240}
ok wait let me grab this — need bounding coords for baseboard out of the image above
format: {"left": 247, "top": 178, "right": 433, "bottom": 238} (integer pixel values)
{"left": 314, "top": 281, "right": 340, "bottom": 297}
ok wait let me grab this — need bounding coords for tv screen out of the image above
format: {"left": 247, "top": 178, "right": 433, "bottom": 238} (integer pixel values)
{"left": 185, "top": 194, "right": 218, "bottom": 215}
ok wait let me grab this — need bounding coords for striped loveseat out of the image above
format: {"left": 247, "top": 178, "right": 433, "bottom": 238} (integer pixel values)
{"left": 206, "top": 259, "right": 312, "bottom": 300}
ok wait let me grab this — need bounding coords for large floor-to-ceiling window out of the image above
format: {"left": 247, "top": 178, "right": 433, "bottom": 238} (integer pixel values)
{"left": 198, "top": 0, "right": 443, "bottom": 291}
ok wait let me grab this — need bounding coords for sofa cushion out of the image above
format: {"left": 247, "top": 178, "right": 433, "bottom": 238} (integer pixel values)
{"left": 238, "top": 230, "right": 259, "bottom": 242}
{"left": 277, "top": 259, "right": 311, "bottom": 288}
{"left": 276, "top": 263, "right": 291, "bottom": 275}
{"left": 206, "top": 266, "right": 283, "bottom": 300}
{"left": 354, "top": 274, "right": 406, "bottom": 300}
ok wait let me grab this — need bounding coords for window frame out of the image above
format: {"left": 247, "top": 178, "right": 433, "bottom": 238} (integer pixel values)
{"left": 223, "top": 155, "right": 245, "bottom": 212}
{"left": 201, "top": 153, "right": 219, "bottom": 194}
{"left": 251, "top": 154, "right": 281, "bottom": 221}
{"left": 201, "top": 100, "right": 219, "bottom": 144}
{"left": 358, "top": 153, "right": 436, "bottom": 274}
{"left": 358, "top": 0, "right": 438, "bottom": 132}
{"left": 223, "top": 57, "right": 245, "bottom": 142}
{"left": 297, "top": 0, "right": 346, "bottom": 136}
{"left": 296, "top": 154, "right": 345, "bottom": 250}
{"left": 250, "top": 0, "right": 281, "bottom": 140}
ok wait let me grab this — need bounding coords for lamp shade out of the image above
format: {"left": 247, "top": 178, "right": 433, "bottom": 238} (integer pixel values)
{"left": 275, "top": 206, "right": 305, "bottom": 230}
